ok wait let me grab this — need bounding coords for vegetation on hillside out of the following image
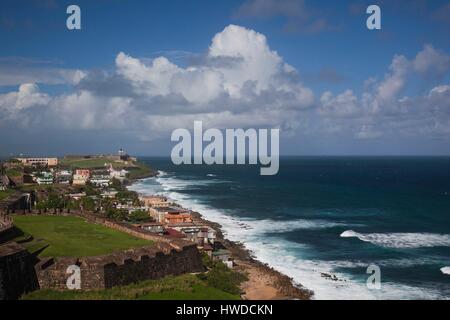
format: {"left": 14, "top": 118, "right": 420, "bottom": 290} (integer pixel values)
{"left": 198, "top": 254, "right": 248, "bottom": 296}
{"left": 21, "top": 274, "right": 240, "bottom": 300}
{"left": 5, "top": 168, "right": 22, "bottom": 177}
{"left": 126, "top": 161, "right": 155, "bottom": 180}
{"left": 19, "top": 249, "right": 246, "bottom": 301}
{"left": 0, "top": 189, "right": 16, "bottom": 201}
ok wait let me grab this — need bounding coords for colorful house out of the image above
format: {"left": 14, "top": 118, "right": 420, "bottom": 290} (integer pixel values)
{"left": 150, "top": 206, "right": 192, "bottom": 223}
{"left": 140, "top": 195, "right": 168, "bottom": 207}
{"left": 72, "top": 169, "right": 90, "bottom": 186}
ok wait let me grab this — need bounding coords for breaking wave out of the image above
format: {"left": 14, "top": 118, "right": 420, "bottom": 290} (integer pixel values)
{"left": 340, "top": 230, "right": 450, "bottom": 248}
{"left": 129, "top": 171, "right": 450, "bottom": 299}
{"left": 441, "top": 267, "right": 450, "bottom": 275}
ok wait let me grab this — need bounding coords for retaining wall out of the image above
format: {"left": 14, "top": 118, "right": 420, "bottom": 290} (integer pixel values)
{"left": 0, "top": 209, "right": 204, "bottom": 294}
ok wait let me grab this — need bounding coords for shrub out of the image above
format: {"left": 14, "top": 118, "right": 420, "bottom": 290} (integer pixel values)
{"left": 81, "top": 196, "right": 96, "bottom": 211}
{"left": 199, "top": 257, "right": 248, "bottom": 295}
{"left": 129, "top": 210, "right": 151, "bottom": 222}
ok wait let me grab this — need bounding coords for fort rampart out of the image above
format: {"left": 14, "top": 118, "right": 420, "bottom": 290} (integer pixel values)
{"left": 0, "top": 209, "right": 204, "bottom": 298}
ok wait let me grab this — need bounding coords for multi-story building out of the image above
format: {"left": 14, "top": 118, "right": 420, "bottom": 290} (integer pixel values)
{"left": 134, "top": 222, "right": 165, "bottom": 235}
{"left": 109, "top": 168, "right": 128, "bottom": 181}
{"left": 140, "top": 195, "right": 169, "bottom": 207}
{"left": 36, "top": 172, "right": 54, "bottom": 185}
{"left": 90, "top": 174, "right": 111, "bottom": 187}
{"left": 149, "top": 206, "right": 193, "bottom": 224}
{"left": 16, "top": 158, "right": 58, "bottom": 167}
{"left": 55, "top": 170, "right": 72, "bottom": 184}
{"left": 72, "top": 169, "right": 90, "bottom": 186}
{"left": 168, "top": 224, "right": 216, "bottom": 247}
{"left": 165, "top": 212, "right": 193, "bottom": 224}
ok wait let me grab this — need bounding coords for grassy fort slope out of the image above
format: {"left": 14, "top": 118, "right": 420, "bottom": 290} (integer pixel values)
{"left": 13, "top": 215, "right": 151, "bottom": 257}
{"left": 22, "top": 274, "right": 240, "bottom": 300}
{"left": 60, "top": 157, "right": 115, "bottom": 169}
{"left": 15, "top": 216, "right": 246, "bottom": 300}
{"left": 22, "top": 274, "right": 239, "bottom": 300}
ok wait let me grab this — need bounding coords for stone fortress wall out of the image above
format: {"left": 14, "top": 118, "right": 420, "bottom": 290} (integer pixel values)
{"left": 0, "top": 209, "right": 205, "bottom": 299}
{"left": 36, "top": 242, "right": 203, "bottom": 290}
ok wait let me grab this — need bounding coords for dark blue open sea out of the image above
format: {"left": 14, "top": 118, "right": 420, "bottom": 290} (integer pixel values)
{"left": 130, "top": 157, "right": 450, "bottom": 300}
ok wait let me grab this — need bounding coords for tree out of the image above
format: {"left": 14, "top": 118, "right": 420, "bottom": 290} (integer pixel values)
{"left": 47, "top": 193, "right": 63, "bottom": 209}
{"left": 110, "top": 178, "right": 123, "bottom": 191}
{"left": 35, "top": 201, "right": 47, "bottom": 211}
{"left": 116, "top": 190, "right": 136, "bottom": 200}
{"left": 106, "top": 208, "right": 128, "bottom": 221}
{"left": 201, "top": 261, "right": 247, "bottom": 295}
{"left": 113, "top": 209, "right": 128, "bottom": 221}
{"left": 129, "top": 210, "right": 151, "bottom": 222}
{"left": 84, "top": 184, "right": 100, "bottom": 196}
{"left": 67, "top": 199, "right": 80, "bottom": 210}
{"left": 81, "top": 196, "right": 96, "bottom": 211}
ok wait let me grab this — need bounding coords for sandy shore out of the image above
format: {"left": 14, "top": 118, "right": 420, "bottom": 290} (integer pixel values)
{"left": 238, "top": 261, "right": 281, "bottom": 300}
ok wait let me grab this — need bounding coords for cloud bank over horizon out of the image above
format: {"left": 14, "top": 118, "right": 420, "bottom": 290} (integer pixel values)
{"left": 1, "top": 24, "right": 450, "bottom": 155}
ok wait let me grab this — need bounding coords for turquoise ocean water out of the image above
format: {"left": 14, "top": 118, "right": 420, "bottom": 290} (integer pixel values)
{"left": 130, "top": 157, "right": 450, "bottom": 299}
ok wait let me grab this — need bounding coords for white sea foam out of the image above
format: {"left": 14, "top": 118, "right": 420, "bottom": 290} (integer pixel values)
{"left": 441, "top": 267, "right": 450, "bottom": 275}
{"left": 207, "top": 174, "right": 217, "bottom": 177}
{"left": 129, "top": 173, "right": 448, "bottom": 300}
{"left": 328, "top": 257, "right": 449, "bottom": 269}
{"left": 243, "top": 239, "right": 446, "bottom": 300}
{"left": 237, "top": 218, "right": 350, "bottom": 234}
{"left": 340, "top": 230, "right": 450, "bottom": 248}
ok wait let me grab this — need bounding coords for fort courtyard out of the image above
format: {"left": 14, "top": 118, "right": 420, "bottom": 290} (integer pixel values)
{"left": 13, "top": 215, "right": 152, "bottom": 257}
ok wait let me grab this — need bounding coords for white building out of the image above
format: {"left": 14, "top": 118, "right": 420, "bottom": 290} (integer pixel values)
{"left": 36, "top": 172, "right": 54, "bottom": 185}
{"left": 109, "top": 169, "right": 128, "bottom": 180}
{"left": 90, "top": 175, "right": 111, "bottom": 187}
{"left": 16, "top": 157, "right": 58, "bottom": 166}
{"left": 55, "top": 170, "right": 72, "bottom": 184}
{"left": 169, "top": 224, "right": 216, "bottom": 247}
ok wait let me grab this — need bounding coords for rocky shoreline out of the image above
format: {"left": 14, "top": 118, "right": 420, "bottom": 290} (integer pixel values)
{"left": 129, "top": 168, "right": 313, "bottom": 300}
{"left": 189, "top": 211, "right": 313, "bottom": 300}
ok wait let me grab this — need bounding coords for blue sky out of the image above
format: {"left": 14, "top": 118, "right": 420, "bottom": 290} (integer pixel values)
{"left": 1, "top": 0, "right": 450, "bottom": 156}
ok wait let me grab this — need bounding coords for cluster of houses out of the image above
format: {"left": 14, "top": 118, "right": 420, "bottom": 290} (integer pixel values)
{"left": 133, "top": 195, "right": 233, "bottom": 267}
{"left": 31, "top": 165, "right": 128, "bottom": 187}
{"left": 67, "top": 190, "right": 233, "bottom": 266}
{"left": 2, "top": 156, "right": 234, "bottom": 267}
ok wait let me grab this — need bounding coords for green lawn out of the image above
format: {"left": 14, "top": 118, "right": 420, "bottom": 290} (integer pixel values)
{"left": 21, "top": 274, "right": 240, "bottom": 300}
{"left": 13, "top": 215, "right": 151, "bottom": 257}
{"left": 60, "top": 157, "right": 115, "bottom": 169}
